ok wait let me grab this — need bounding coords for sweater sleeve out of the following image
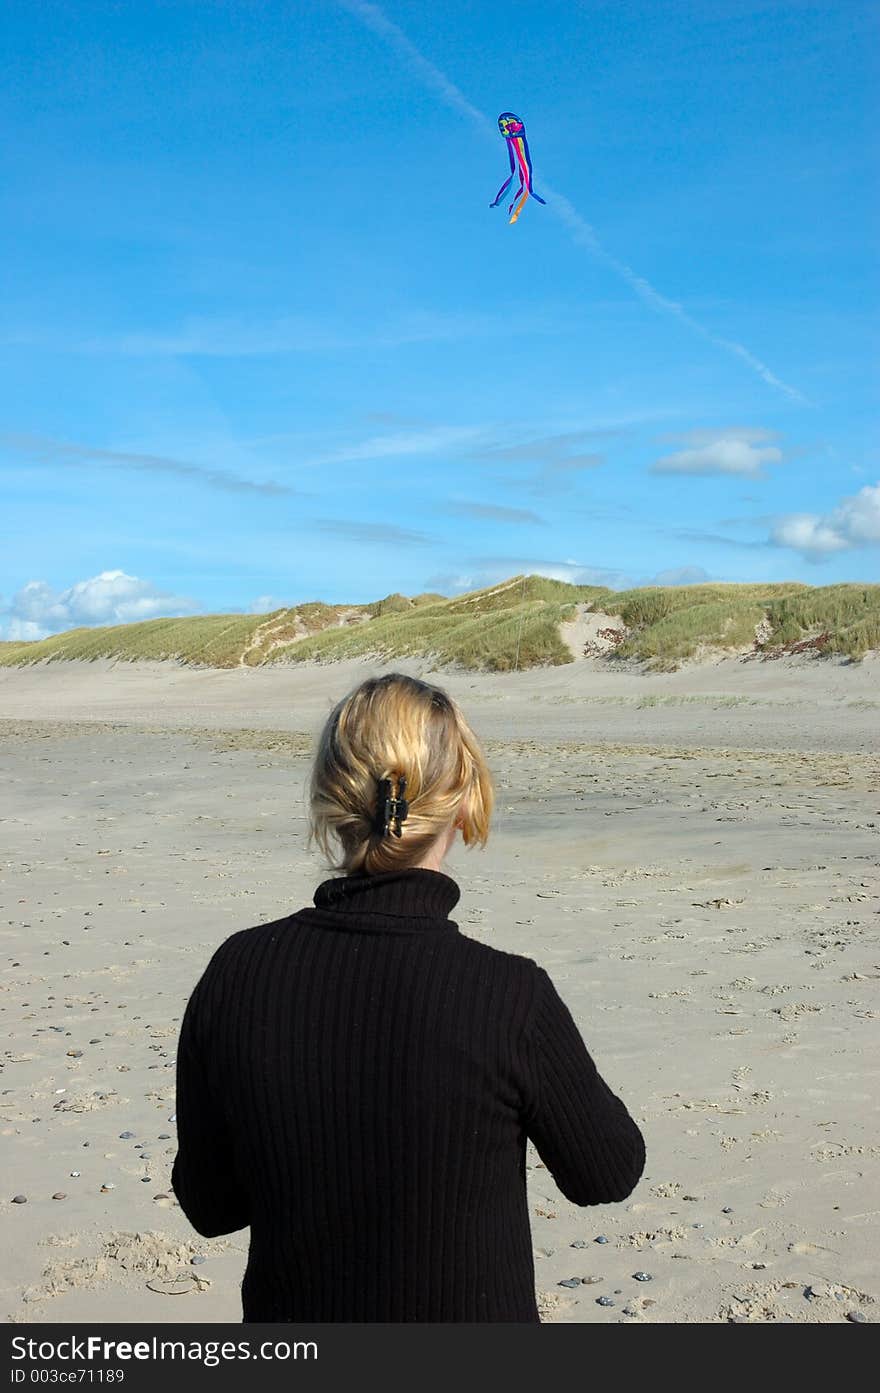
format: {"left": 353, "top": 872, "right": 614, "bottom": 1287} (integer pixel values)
{"left": 521, "top": 966, "right": 646, "bottom": 1206}
{"left": 170, "top": 956, "right": 250, "bottom": 1238}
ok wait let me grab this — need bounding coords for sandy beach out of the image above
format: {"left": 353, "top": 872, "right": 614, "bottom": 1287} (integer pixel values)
{"left": 2, "top": 652, "right": 878, "bottom": 1324}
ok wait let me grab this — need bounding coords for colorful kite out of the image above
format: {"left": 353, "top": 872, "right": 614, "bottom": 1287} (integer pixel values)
{"left": 490, "top": 112, "right": 546, "bottom": 225}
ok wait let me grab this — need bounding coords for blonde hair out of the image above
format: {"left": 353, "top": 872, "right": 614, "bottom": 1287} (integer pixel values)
{"left": 307, "top": 672, "right": 494, "bottom": 875}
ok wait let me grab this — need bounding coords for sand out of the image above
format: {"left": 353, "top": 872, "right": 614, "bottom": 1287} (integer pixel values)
{"left": 1, "top": 651, "right": 878, "bottom": 1324}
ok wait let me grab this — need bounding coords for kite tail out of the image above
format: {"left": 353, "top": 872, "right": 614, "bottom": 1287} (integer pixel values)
{"left": 520, "top": 135, "right": 546, "bottom": 207}
{"left": 490, "top": 174, "right": 514, "bottom": 208}
{"left": 508, "top": 186, "right": 531, "bottom": 225}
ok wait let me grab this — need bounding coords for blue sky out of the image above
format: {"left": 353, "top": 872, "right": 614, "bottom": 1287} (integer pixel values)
{"left": 1, "top": 0, "right": 877, "bottom": 638}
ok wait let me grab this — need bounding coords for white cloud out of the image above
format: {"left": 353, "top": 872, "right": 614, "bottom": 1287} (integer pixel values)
{"left": 833, "top": 482, "right": 880, "bottom": 544}
{"left": 1, "top": 617, "right": 46, "bottom": 642}
{"left": 0, "top": 570, "right": 200, "bottom": 640}
{"left": 771, "top": 482, "right": 880, "bottom": 559}
{"left": 653, "top": 428, "right": 783, "bottom": 478}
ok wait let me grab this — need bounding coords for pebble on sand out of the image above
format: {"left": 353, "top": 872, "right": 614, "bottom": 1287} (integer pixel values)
{"left": 594, "top": 1235, "right": 610, "bottom": 1244}
{"left": 119, "top": 1131, "right": 135, "bottom": 1139}
{"left": 558, "top": 1278, "right": 580, "bottom": 1288}
{"left": 190, "top": 1256, "right": 207, "bottom": 1265}
{"left": 596, "top": 1296, "right": 615, "bottom": 1307}
{"left": 52, "top": 1192, "right": 67, "bottom": 1200}
{"left": 633, "top": 1272, "right": 653, "bottom": 1282}
{"left": 847, "top": 1311, "right": 867, "bottom": 1323}
{"left": 12, "top": 1195, "right": 27, "bottom": 1204}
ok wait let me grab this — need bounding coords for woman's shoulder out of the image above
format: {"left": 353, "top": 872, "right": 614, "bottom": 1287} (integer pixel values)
{"left": 455, "top": 932, "right": 546, "bottom": 991}
{"left": 194, "top": 913, "right": 302, "bottom": 977}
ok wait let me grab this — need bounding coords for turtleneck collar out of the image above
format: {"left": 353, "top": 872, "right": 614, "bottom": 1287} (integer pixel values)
{"left": 312, "top": 866, "right": 460, "bottom": 925}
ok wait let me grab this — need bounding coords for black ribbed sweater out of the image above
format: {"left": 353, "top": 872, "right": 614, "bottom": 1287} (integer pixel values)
{"left": 171, "top": 867, "right": 646, "bottom": 1322}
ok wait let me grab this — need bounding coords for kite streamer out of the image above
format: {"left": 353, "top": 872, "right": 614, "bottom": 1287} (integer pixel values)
{"left": 490, "top": 112, "right": 546, "bottom": 225}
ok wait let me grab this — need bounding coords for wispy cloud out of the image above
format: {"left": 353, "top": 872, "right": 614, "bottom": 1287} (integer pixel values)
{"left": 516, "top": 456, "right": 605, "bottom": 495}
{"left": 4, "top": 308, "right": 560, "bottom": 359}
{"left": 442, "top": 500, "right": 545, "bottom": 524}
{"left": 716, "top": 512, "right": 780, "bottom": 529}
{"left": 338, "top": 0, "right": 806, "bottom": 403}
{"left": 670, "top": 528, "right": 770, "bottom": 549}
{"left": 0, "top": 568, "right": 200, "bottom": 641}
{"left": 473, "top": 428, "right": 606, "bottom": 495}
{"left": 547, "top": 195, "right": 808, "bottom": 404}
{"left": 261, "top": 414, "right": 656, "bottom": 476}
{"left": 652, "top": 428, "right": 784, "bottom": 477}
{"left": 770, "top": 481, "right": 880, "bottom": 559}
{"left": 1, "top": 433, "right": 299, "bottom": 496}
{"left": 314, "top": 518, "right": 433, "bottom": 545}
{"left": 476, "top": 429, "right": 615, "bottom": 465}
{"left": 313, "top": 423, "right": 610, "bottom": 475}
{"left": 337, "top": 0, "right": 489, "bottom": 127}
{"left": 310, "top": 425, "right": 484, "bottom": 468}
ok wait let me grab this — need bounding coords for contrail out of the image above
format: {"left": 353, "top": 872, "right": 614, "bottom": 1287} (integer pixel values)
{"left": 338, "top": 0, "right": 806, "bottom": 404}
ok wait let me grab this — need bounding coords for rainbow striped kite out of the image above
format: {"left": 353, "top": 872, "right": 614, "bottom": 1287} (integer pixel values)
{"left": 490, "top": 112, "right": 546, "bottom": 225}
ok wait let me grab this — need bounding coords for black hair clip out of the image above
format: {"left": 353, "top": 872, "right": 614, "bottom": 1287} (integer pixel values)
{"left": 375, "top": 774, "right": 408, "bottom": 837}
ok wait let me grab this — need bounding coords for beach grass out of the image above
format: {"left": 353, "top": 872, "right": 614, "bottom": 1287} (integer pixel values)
{"left": 610, "top": 582, "right": 880, "bottom": 669}
{"left": 0, "top": 614, "right": 283, "bottom": 668}
{"left": 2, "top": 576, "right": 877, "bottom": 673}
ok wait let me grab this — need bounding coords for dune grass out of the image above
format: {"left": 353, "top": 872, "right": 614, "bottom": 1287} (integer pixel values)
{"left": 259, "top": 575, "right": 609, "bottom": 670}
{"left": 1, "top": 576, "right": 877, "bottom": 673}
{"left": 0, "top": 614, "right": 281, "bottom": 668}
{"left": 608, "top": 582, "right": 880, "bottom": 669}
{"left": 613, "top": 598, "right": 771, "bottom": 667}
{"left": 266, "top": 597, "right": 586, "bottom": 671}
{"left": 0, "top": 641, "right": 32, "bottom": 662}
{"left": 609, "top": 581, "right": 808, "bottom": 629}
{"left": 762, "top": 585, "right": 880, "bottom": 659}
